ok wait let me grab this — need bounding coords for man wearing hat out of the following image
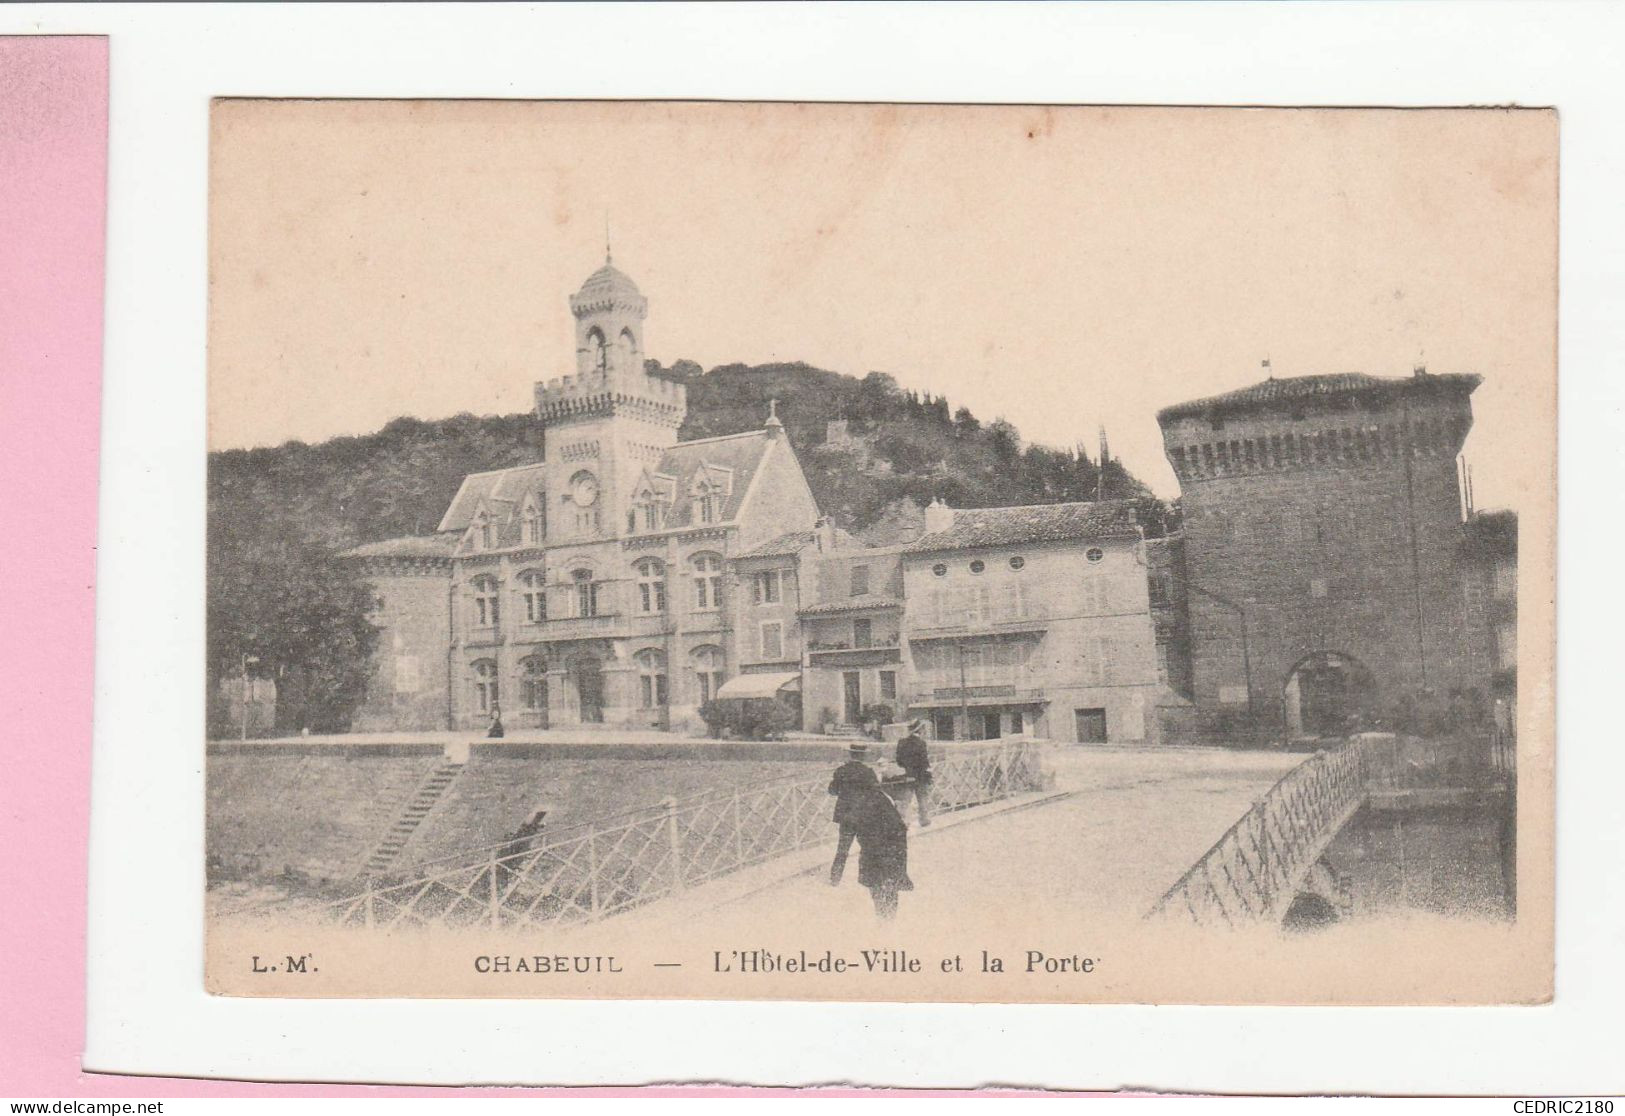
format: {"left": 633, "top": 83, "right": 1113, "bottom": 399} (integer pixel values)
{"left": 895, "top": 718, "right": 934, "bottom": 826}
{"left": 826, "top": 740, "right": 880, "bottom": 885}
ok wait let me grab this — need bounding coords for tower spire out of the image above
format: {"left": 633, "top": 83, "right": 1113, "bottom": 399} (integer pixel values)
{"left": 1096, "top": 425, "right": 1109, "bottom": 502}
{"left": 604, "top": 213, "right": 612, "bottom": 266}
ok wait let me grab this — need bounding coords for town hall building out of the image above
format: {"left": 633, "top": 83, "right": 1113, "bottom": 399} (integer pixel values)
{"left": 344, "top": 256, "right": 821, "bottom": 732}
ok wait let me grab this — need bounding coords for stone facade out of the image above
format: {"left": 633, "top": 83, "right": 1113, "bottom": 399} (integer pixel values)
{"left": 349, "top": 553, "right": 456, "bottom": 732}
{"left": 896, "top": 504, "right": 1170, "bottom": 744}
{"left": 1158, "top": 369, "right": 1486, "bottom": 737}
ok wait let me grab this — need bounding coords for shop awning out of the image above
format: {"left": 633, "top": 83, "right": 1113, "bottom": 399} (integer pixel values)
{"left": 715, "top": 671, "right": 802, "bottom": 700}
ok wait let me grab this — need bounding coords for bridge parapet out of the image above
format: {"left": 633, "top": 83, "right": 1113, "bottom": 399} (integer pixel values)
{"left": 313, "top": 738, "right": 1050, "bottom": 932}
{"left": 1147, "top": 734, "right": 1384, "bottom": 927}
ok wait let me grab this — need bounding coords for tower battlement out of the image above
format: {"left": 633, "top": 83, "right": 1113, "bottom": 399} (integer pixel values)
{"left": 534, "top": 368, "right": 687, "bottom": 429}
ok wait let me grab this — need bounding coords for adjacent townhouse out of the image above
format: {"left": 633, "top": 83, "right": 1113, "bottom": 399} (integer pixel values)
{"left": 897, "top": 499, "right": 1175, "bottom": 744}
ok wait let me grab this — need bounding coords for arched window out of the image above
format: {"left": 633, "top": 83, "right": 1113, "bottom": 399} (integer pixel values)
{"left": 691, "top": 645, "right": 725, "bottom": 705}
{"left": 572, "top": 567, "right": 599, "bottom": 618}
{"left": 634, "top": 649, "right": 668, "bottom": 708}
{"left": 472, "top": 659, "right": 499, "bottom": 714}
{"left": 470, "top": 575, "right": 501, "bottom": 630}
{"left": 517, "top": 569, "right": 546, "bottom": 625}
{"left": 586, "top": 327, "right": 607, "bottom": 373}
{"left": 634, "top": 558, "right": 667, "bottom": 613}
{"left": 519, "top": 655, "right": 547, "bottom": 712}
{"left": 691, "top": 553, "right": 723, "bottom": 611}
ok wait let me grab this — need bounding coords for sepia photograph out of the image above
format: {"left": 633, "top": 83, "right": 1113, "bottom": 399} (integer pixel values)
{"left": 203, "top": 100, "right": 1554, "bottom": 1003}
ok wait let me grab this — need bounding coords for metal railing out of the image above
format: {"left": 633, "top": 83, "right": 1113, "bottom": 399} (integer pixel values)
{"left": 1147, "top": 735, "right": 1380, "bottom": 927}
{"left": 321, "top": 738, "right": 1048, "bottom": 932}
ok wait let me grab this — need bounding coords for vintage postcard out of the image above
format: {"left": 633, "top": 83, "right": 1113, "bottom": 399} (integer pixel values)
{"left": 204, "top": 100, "right": 1554, "bottom": 1003}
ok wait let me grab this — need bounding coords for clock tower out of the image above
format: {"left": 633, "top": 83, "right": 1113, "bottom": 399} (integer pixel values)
{"left": 535, "top": 253, "right": 688, "bottom": 540}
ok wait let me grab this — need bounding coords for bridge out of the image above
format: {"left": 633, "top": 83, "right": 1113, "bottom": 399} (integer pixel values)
{"left": 286, "top": 736, "right": 1434, "bottom": 937}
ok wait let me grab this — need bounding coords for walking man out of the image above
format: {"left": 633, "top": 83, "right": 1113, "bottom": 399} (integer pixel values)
{"left": 852, "top": 781, "right": 913, "bottom": 920}
{"left": 895, "top": 718, "right": 933, "bottom": 826}
{"left": 827, "top": 740, "right": 879, "bottom": 885}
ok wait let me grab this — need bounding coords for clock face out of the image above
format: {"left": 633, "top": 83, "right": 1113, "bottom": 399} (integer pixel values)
{"left": 572, "top": 473, "right": 599, "bottom": 507}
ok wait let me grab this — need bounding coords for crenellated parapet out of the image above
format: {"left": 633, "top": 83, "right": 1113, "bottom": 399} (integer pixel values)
{"left": 1159, "top": 371, "right": 1478, "bottom": 485}
{"left": 534, "top": 374, "right": 688, "bottom": 430}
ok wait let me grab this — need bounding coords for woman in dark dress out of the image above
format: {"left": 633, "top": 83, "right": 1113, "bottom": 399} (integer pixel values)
{"left": 852, "top": 783, "right": 914, "bottom": 919}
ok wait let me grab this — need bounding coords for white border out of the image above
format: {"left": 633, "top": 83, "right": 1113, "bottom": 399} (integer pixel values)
{"left": 28, "top": 0, "right": 1621, "bottom": 1091}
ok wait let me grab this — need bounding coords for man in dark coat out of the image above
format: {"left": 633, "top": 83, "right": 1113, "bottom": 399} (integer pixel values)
{"left": 894, "top": 718, "right": 933, "bottom": 826}
{"left": 827, "top": 741, "right": 879, "bottom": 885}
{"left": 852, "top": 782, "right": 913, "bottom": 919}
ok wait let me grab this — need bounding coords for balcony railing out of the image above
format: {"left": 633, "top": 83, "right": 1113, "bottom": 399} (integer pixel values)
{"left": 524, "top": 613, "right": 623, "bottom": 640}
{"left": 808, "top": 646, "right": 904, "bottom": 666}
{"left": 806, "top": 635, "right": 903, "bottom": 662}
{"left": 906, "top": 684, "right": 1047, "bottom": 707}
{"left": 908, "top": 604, "right": 1049, "bottom": 637}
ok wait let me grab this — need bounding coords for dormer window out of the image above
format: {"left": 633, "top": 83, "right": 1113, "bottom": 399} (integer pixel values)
{"left": 689, "top": 469, "right": 729, "bottom": 526}
{"left": 693, "top": 488, "right": 718, "bottom": 524}
{"left": 629, "top": 494, "right": 664, "bottom": 533}
{"left": 472, "top": 511, "right": 495, "bottom": 551}
{"left": 521, "top": 500, "right": 543, "bottom": 545}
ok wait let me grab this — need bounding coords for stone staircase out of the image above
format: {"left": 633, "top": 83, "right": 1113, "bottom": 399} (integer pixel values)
{"left": 359, "top": 760, "right": 464, "bottom": 876}
{"left": 826, "top": 724, "right": 865, "bottom": 739}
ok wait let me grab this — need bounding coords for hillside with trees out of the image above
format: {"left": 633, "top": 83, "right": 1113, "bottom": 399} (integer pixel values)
{"left": 207, "top": 360, "right": 1174, "bottom": 733}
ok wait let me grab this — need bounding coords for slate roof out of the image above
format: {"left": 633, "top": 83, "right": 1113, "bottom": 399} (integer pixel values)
{"left": 737, "top": 530, "right": 817, "bottom": 560}
{"left": 736, "top": 524, "right": 859, "bottom": 560}
{"left": 430, "top": 430, "right": 776, "bottom": 546}
{"left": 654, "top": 430, "right": 774, "bottom": 529}
{"left": 1157, "top": 372, "right": 1481, "bottom": 423}
{"left": 902, "top": 500, "right": 1141, "bottom": 554}
{"left": 341, "top": 533, "right": 460, "bottom": 560}
{"left": 436, "top": 463, "right": 549, "bottom": 534}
